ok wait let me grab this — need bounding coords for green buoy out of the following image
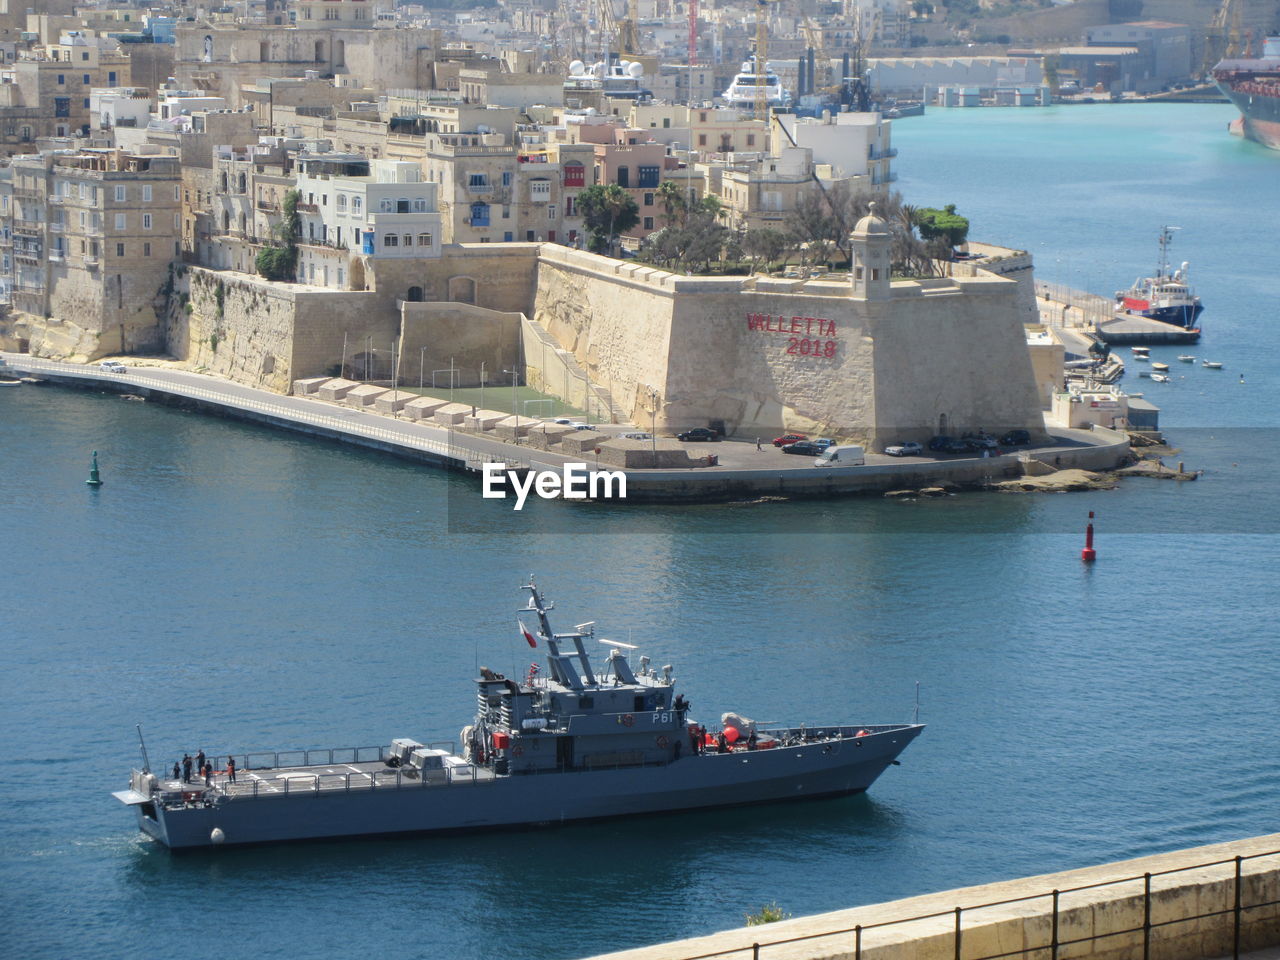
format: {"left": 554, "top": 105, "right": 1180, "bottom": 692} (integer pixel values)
{"left": 86, "top": 450, "right": 103, "bottom": 487}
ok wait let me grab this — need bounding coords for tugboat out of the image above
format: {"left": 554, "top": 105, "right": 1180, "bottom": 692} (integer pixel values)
{"left": 114, "top": 580, "right": 924, "bottom": 849}
{"left": 1114, "top": 227, "right": 1204, "bottom": 331}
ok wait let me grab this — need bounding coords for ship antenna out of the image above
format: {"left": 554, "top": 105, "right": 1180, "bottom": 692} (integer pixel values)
{"left": 914, "top": 682, "right": 921, "bottom": 724}
{"left": 135, "top": 723, "right": 151, "bottom": 774}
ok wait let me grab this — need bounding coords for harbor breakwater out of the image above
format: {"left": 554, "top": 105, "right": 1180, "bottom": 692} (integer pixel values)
{"left": 581, "top": 834, "right": 1280, "bottom": 960}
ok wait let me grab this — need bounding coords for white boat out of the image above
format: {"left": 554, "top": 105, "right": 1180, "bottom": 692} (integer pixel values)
{"left": 721, "top": 56, "right": 791, "bottom": 111}
{"left": 1151, "top": 373, "right": 1171, "bottom": 382}
{"left": 1131, "top": 346, "right": 1150, "bottom": 356}
{"left": 565, "top": 57, "right": 652, "bottom": 102}
{"left": 1177, "top": 355, "right": 1196, "bottom": 362}
{"left": 1202, "top": 361, "right": 1224, "bottom": 369}
{"left": 1152, "top": 362, "right": 1170, "bottom": 372}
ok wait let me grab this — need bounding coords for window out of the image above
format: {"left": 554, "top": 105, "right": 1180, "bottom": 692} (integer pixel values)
{"left": 565, "top": 196, "right": 576, "bottom": 217}
{"left": 643, "top": 217, "right": 653, "bottom": 230}
{"left": 115, "top": 213, "right": 126, "bottom": 230}
{"left": 746, "top": 134, "right": 756, "bottom": 147}
{"left": 526, "top": 230, "right": 536, "bottom": 241}
{"left": 643, "top": 192, "right": 654, "bottom": 206}
{"left": 83, "top": 98, "right": 90, "bottom": 109}
{"left": 402, "top": 234, "right": 412, "bottom": 248}
{"left": 413, "top": 198, "right": 427, "bottom": 212}
{"left": 174, "top": 185, "right": 180, "bottom": 201}
{"left": 57, "top": 74, "right": 66, "bottom": 85}
{"left": 380, "top": 198, "right": 394, "bottom": 212}
{"left": 116, "top": 243, "right": 125, "bottom": 257}
{"left": 54, "top": 97, "right": 71, "bottom": 117}
{"left": 108, "top": 71, "right": 117, "bottom": 85}
{"left": 383, "top": 234, "right": 398, "bottom": 247}
{"left": 504, "top": 232, "right": 513, "bottom": 242}
{"left": 352, "top": 197, "right": 362, "bottom": 214}
{"left": 547, "top": 204, "right": 556, "bottom": 220}
{"left": 115, "top": 185, "right": 126, "bottom": 202}
{"left": 616, "top": 167, "right": 629, "bottom": 188}
{"left": 142, "top": 185, "right": 152, "bottom": 202}
{"left": 470, "top": 203, "right": 490, "bottom": 226}
{"left": 144, "top": 213, "right": 153, "bottom": 230}
{"left": 143, "top": 242, "right": 151, "bottom": 257}
{"left": 698, "top": 134, "right": 707, "bottom": 146}
{"left": 83, "top": 74, "right": 91, "bottom": 85}
{"left": 502, "top": 204, "right": 510, "bottom": 219}
{"left": 336, "top": 194, "right": 347, "bottom": 211}
{"left": 501, "top": 171, "right": 512, "bottom": 187}
{"left": 417, "top": 233, "right": 432, "bottom": 246}
{"left": 467, "top": 173, "right": 489, "bottom": 190}
{"left": 81, "top": 52, "right": 88, "bottom": 61}
{"left": 563, "top": 163, "right": 584, "bottom": 187}
{"left": 530, "top": 179, "right": 550, "bottom": 199}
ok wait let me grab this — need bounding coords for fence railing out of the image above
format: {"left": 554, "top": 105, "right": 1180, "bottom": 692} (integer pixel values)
{"left": 9, "top": 358, "right": 455, "bottom": 459}
{"left": 672, "top": 849, "right": 1280, "bottom": 960}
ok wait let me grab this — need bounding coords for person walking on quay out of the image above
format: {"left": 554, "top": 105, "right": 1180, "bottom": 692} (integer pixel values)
{"left": 755, "top": 437, "right": 762, "bottom": 451}
{"left": 181, "top": 754, "right": 192, "bottom": 783}
{"left": 226, "top": 756, "right": 236, "bottom": 784}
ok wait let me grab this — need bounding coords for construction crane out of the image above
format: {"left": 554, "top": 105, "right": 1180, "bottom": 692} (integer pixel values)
{"left": 754, "top": 0, "right": 773, "bottom": 122}
{"left": 618, "top": 0, "right": 642, "bottom": 56}
{"left": 1201, "top": 0, "right": 1244, "bottom": 78}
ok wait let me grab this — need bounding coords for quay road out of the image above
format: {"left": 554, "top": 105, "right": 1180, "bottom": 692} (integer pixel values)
{"left": 0, "top": 353, "right": 1130, "bottom": 502}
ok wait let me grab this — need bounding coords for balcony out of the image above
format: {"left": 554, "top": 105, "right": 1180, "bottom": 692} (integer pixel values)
{"left": 49, "top": 222, "right": 64, "bottom": 233}
{"left": 83, "top": 255, "right": 99, "bottom": 268}
{"left": 256, "top": 200, "right": 279, "bottom": 212}
{"left": 48, "top": 251, "right": 64, "bottom": 262}
{"left": 295, "top": 202, "right": 319, "bottom": 213}
{"left": 13, "top": 220, "right": 43, "bottom": 236}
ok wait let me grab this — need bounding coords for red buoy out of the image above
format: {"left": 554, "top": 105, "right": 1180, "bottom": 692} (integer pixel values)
{"left": 1081, "top": 511, "right": 1097, "bottom": 563}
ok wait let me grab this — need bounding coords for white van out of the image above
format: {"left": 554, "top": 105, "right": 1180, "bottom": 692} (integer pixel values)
{"left": 814, "top": 445, "right": 865, "bottom": 467}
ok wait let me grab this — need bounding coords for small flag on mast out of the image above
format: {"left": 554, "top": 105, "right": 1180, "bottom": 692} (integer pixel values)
{"left": 518, "top": 618, "right": 538, "bottom": 648}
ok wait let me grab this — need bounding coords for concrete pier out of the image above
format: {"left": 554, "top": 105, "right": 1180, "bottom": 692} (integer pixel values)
{"left": 0, "top": 354, "right": 1131, "bottom": 503}
{"left": 577, "top": 834, "right": 1280, "bottom": 960}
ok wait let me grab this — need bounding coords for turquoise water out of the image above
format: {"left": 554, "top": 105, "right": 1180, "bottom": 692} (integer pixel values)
{"left": 2, "top": 104, "right": 1278, "bottom": 960}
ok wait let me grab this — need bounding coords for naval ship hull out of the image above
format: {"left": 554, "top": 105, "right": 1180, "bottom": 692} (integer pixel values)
{"left": 129, "top": 724, "right": 922, "bottom": 849}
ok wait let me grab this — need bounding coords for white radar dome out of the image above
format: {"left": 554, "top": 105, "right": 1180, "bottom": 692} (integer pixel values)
{"left": 628, "top": 62, "right": 644, "bottom": 78}
{"left": 569, "top": 60, "right": 585, "bottom": 76}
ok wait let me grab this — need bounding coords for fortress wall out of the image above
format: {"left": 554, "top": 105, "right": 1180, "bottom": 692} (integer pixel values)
{"left": 531, "top": 248, "right": 677, "bottom": 426}
{"left": 370, "top": 244, "right": 539, "bottom": 315}
{"left": 399, "top": 301, "right": 523, "bottom": 388}
{"left": 869, "top": 277, "right": 1046, "bottom": 445}
{"left": 664, "top": 288, "right": 876, "bottom": 439}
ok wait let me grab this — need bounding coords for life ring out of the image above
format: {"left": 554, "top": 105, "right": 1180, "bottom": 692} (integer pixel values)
{"left": 621, "top": 714, "right": 634, "bottom": 727}
{"left": 656, "top": 735, "right": 670, "bottom": 749}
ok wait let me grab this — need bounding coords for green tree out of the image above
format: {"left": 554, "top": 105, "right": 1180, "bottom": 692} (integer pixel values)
{"left": 656, "top": 180, "right": 688, "bottom": 228}
{"left": 255, "top": 188, "right": 301, "bottom": 282}
{"left": 912, "top": 203, "right": 970, "bottom": 252}
{"left": 577, "top": 184, "right": 640, "bottom": 256}
{"left": 741, "top": 226, "right": 789, "bottom": 273}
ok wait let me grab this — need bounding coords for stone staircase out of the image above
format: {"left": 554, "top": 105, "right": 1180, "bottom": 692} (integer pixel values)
{"left": 520, "top": 314, "right": 627, "bottom": 424}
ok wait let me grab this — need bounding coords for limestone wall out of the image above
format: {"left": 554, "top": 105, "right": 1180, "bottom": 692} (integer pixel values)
{"left": 399, "top": 301, "right": 522, "bottom": 388}
{"left": 580, "top": 833, "right": 1280, "bottom": 960}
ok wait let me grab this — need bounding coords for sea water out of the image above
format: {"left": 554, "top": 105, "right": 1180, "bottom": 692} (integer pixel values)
{"left": 1, "top": 103, "right": 1278, "bottom": 960}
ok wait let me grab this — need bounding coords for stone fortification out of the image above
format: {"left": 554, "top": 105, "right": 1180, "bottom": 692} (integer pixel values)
{"left": 531, "top": 241, "right": 1043, "bottom": 446}
{"left": 55, "top": 232, "right": 1043, "bottom": 446}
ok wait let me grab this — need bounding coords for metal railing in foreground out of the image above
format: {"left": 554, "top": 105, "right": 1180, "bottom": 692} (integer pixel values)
{"left": 671, "top": 849, "right": 1280, "bottom": 960}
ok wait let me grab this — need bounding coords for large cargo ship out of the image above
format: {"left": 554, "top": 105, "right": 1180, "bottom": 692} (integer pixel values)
{"left": 1212, "top": 38, "right": 1280, "bottom": 151}
{"left": 115, "top": 580, "right": 924, "bottom": 849}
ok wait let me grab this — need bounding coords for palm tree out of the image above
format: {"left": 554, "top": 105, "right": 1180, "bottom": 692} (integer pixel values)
{"left": 656, "top": 180, "right": 687, "bottom": 229}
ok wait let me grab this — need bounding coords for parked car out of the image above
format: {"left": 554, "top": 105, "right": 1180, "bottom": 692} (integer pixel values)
{"left": 811, "top": 438, "right": 836, "bottom": 450}
{"left": 100, "top": 360, "right": 127, "bottom": 373}
{"left": 783, "top": 440, "right": 824, "bottom": 456}
{"left": 772, "top": 434, "right": 808, "bottom": 447}
{"left": 1000, "top": 429, "right": 1031, "bottom": 446}
{"left": 964, "top": 435, "right": 998, "bottom": 451}
{"left": 885, "top": 441, "right": 923, "bottom": 457}
{"left": 552, "top": 417, "right": 574, "bottom": 425}
{"left": 943, "top": 438, "right": 971, "bottom": 454}
{"left": 676, "top": 427, "right": 721, "bottom": 442}
{"left": 619, "top": 432, "right": 653, "bottom": 441}
{"left": 927, "top": 435, "right": 954, "bottom": 452}
{"left": 570, "top": 422, "right": 593, "bottom": 430}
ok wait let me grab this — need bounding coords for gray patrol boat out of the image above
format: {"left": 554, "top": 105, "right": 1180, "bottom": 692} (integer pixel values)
{"left": 115, "top": 581, "right": 924, "bottom": 849}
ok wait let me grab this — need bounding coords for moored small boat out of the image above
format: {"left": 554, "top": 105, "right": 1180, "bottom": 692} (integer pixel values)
{"left": 1152, "top": 362, "right": 1170, "bottom": 372}
{"left": 1202, "top": 361, "right": 1224, "bottom": 369}
{"left": 1178, "top": 355, "right": 1196, "bottom": 362}
{"left": 1151, "top": 373, "right": 1171, "bottom": 382}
